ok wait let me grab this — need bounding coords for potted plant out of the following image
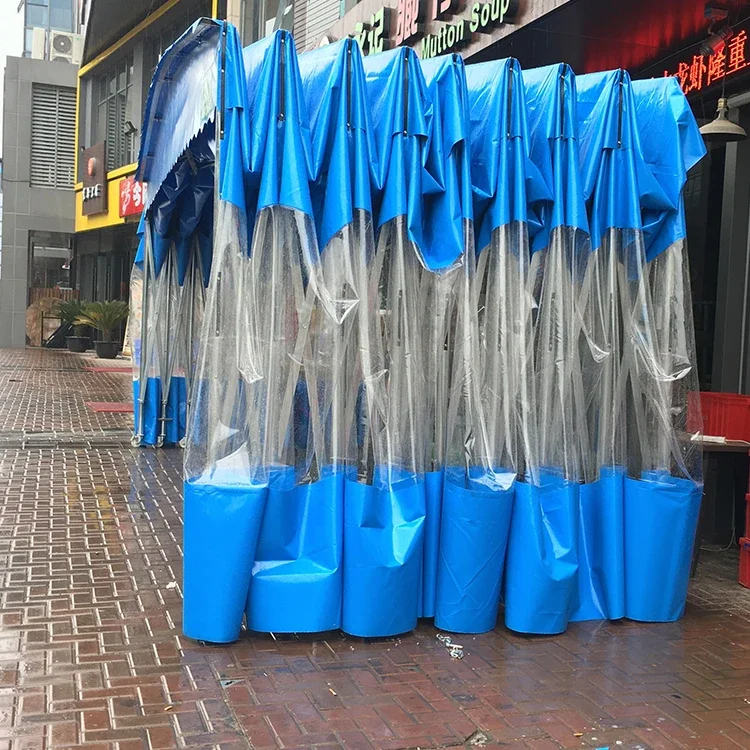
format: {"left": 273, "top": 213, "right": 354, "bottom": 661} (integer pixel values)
{"left": 56, "top": 298, "right": 90, "bottom": 353}
{"left": 75, "top": 300, "right": 129, "bottom": 359}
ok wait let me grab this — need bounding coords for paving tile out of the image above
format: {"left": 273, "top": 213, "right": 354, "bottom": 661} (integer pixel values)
{"left": 4, "top": 348, "right": 750, "bottom": 749}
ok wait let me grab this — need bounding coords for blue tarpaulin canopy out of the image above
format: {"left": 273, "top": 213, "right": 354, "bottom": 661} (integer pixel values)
{"left": 466, "top": 59, "right": 549, "bottom": 254}
{"left": 130, "top": 23, "right": 707, "bottom": 640}
{"left": 632, "top": 77, "right": 706, "bottom": 262}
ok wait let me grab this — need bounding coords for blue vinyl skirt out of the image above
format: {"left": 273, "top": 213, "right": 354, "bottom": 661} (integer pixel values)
{"left": 420, "top": 470, "right": 443, "bottom": 618}
{"left": 435, "top": 469, "right": 514, "bottom": 633}
{"left": 570, "top": 467, "right": 625, "bottom": 622}
{"left": 133, "top": 376, "right": 187, "bottom": 445}
{"left": 624, "top": 473, "right": 702, "bottom": 622}
{"left": 246, "top": 467, "right": 344, "bottom": 633}
{"left": 342, "top": 472, "right": 426, "bottom": 637}
{"left": 504, "top": 475, "right": 579, "bottom": 634}
{"left": 133, "top": 377, "right": 160, "bottom": 446}
{"left": 183, "top": 474, "right": 267, "bottom": 643}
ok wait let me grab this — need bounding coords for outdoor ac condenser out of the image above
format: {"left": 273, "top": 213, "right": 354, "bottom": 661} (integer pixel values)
{"left": 49, "top": 31, "right": 83, "bottom": 66}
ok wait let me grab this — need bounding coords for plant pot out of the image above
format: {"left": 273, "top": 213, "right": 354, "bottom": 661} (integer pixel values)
{"left": 66, "top": 336, "right": 90, "bottom": 353}
{"left": 94, "top": 341, "right": 120, "bottom": 359}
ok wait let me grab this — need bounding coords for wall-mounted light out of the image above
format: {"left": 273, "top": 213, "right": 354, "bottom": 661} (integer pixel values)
{"left": 700, "top": 97, "right": 748, "bottom": 142}
{"left": 700, "top": 23, "right": 735, "bottom": 56}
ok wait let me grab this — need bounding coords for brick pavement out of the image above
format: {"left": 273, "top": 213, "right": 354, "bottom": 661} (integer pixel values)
{"left": 2, "top": 348, "right": 750, "bottom": 749}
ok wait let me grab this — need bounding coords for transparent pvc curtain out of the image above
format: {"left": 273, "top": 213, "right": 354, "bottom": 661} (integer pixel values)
{"left": 622, "top": 232, "right": 702, "bottom": 622}
{"left": 433, "top": 220, "right": 519, "bottom": 633}
{"left": 132, "top": 224, "right": 162, "bottom": 448}
{"left": 419, "top": 253, "right": 459, "bottom": 622}
{"left": 343, "top": 213, "right": 426, "bottom": 637}
{"left": 504, "top": 224, "right": 593, "bottom": 635}
{"left": 152, "top": 245, "right": 188, "bottom": 447}
{"left": 177, "top": 234, "right": 208, "bottom": 435}
{"left": 183, "top": 197, "right": 350, "bottom": 641}
{"left": 246, "top": 207, "right": 359, "bottom": 635}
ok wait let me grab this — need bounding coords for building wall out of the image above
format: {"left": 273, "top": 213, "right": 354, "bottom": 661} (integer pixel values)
{"left": 321, "top": 0, "right": 567, "bottom": 59}
{"left": 0, "top": 57, "right": 77, "bottom": 348}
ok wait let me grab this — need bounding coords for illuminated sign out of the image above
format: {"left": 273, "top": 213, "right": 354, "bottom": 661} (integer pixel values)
{"left": 665, "top": 28, "right": 749, "bottom": 95}
{"left": 119, "top": 176, "right": 147, "bottom": 218}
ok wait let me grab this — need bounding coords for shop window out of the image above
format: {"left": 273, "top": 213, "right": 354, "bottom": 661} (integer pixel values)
{"left": 30, "top": 83, "right": 76, "bottom": 189}
{"left": 95, "top": 55, "right": 137, "bottom": 170}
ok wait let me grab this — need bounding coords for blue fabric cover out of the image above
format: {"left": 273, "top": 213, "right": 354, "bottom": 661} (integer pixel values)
{"left": 577, "top": 70, "right": 671, "bottom": 251}
{"left": 363, "top": 48, "right": 432, "bottom": 262}
{"left": 420, "top": 54, "right": 472, "bottom": 270}
{"left": 570, "top": 467, "right": 625, "bottom": 622}
{"left": 137, "top": 18, "right": 221, "bottom": 209}
{"left": 132, "top": 376, "right": 187, "bottom": 446}
{"left": 175, "top": 162, "right": 215, "bottom": 284}
{"left": 298, "top": 39, "right": 376, "bottom": 253}
{"left": 133, "top": 377, "right": 160, "bottom": 447}
{"left": 504, "top": 477, "right": 579, "bottom": 634}
{"left": 465, "top": 58, "right": 550, "bottom": 254}
{"left": 624, "top": 474, "right": 702, "bottom": 622}
{"left": 421, "top": 470, "right": 443, "bottom": 618}
{"left": 631, "top": 78, "right": 706, "bottom": 261}
{"left": 239, "top": 30, "right": 314, "bottom": 232}
{"left": 523, "top": 64, "right": 589, "bottom": 253}
{"left": 246, "top": 468, "right": 343, "bottom": 633}
{"left": 343, "top": 473, "right": 426, "bottom": 637}
{"left": 183, "top": 475, "right": 267, "bottom": 642}
{"left": 435, "top": 470, "right": 514, "bottom": 633}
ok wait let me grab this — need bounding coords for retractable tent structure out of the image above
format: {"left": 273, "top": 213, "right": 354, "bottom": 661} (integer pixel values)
{"left": 502, "top": 63, "right": 591, "bottom": 635}
{"left": 629, "top": 76, "right": 705, "bottom": 621}
{"left": 133, "top": 19, "right": 219, "bottom": 448}
{"left": 339, "top": 47, "right": 431, "bottom": 638}
{"left": 414, "top": 53, "right": 482, "bottom": 625}
{"left": 438, "top": 58, "right": 546, "bottom": 634}
{"left": 182, "top": 26, "right": 336, "bottom": 643}
{"left": 242, "top": 37, "right": 371, "bottom": 635}
{"left": 139, "top": 21, "right": 707, "bottom": 640}
{"left": 576, "top": 70, "right": 704, "bottom": 624}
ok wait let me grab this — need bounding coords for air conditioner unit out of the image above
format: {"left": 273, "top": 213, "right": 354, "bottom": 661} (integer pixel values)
{"left": 31, "top": 27, "right": 47, "bottom": 60}
{"left": 49, "top": 32, "right": 83, "bottom": 66}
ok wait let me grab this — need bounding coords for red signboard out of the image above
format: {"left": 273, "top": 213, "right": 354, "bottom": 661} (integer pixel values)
{"left": 665, "top": 27, "right": 749, "bottom": 96}
{"left": 119, "top": 176, "right": 146, "bottom": 218}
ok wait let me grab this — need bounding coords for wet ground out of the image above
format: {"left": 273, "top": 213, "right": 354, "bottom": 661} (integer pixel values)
{"left": 1, "top": 347, "right": 750, "bottom": 750}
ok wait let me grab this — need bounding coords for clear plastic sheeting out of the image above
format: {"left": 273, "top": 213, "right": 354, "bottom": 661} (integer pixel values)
{"left": 575, "top": 69, "right": 705, "bottom": 625}
{"left": 133, "top": 15, "right": 221, "bottom": 449}
{"left": 341, "top": 47, "right": 432, "bottom": 638}
{"left": 150, "top": 20, "right": 707, "bottom": 640}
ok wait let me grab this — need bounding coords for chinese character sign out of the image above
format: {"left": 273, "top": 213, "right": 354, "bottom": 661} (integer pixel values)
{"left": 354, "top": 8, "right": 392, "bottom": 55}
{"left": 119, "top": 176, "right": 147, "bottom": 218}
{"left": 394, "top": 0, "right": 423, "bottom": 46}
{"left": 665, "top": 27, "right": 748, "bottom": 95}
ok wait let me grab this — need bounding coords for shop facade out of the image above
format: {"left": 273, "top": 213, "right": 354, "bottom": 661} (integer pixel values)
{"left": 73, "top": 0, "right": 286, "bottom": 308}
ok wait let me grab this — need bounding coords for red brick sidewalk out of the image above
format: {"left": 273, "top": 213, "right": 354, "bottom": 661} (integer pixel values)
{"left": 1, "top": 348, "right": 750, "bottom": 750}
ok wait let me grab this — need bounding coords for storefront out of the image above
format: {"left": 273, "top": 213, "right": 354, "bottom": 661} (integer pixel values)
{"left": 73, "top": 144, "right": 144, "bottom": 304}
{"left": 73, "top": 0, "right": 216, "bottom": 307}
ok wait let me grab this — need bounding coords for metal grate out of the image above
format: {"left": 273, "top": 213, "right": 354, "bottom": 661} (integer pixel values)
{"left": 30, "top": 83, "right": 76, "bottom": 189}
